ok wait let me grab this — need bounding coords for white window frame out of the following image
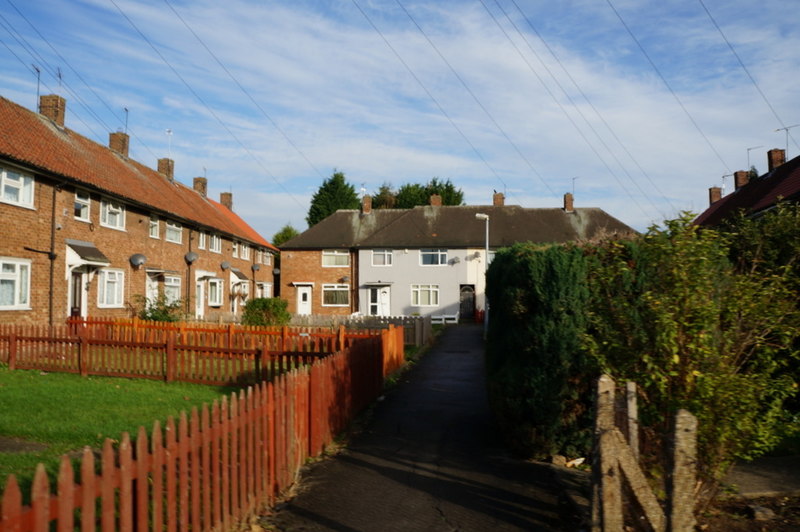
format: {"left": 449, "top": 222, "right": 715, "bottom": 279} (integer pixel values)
{"left": 149, "top": 216, "right": 159, "bottom": 239}
{"left": 0, "top": 167, "right": 34, "bottom": 209}
{"left": 420, "top": 248, "right": 447, "bottom": 266}
{"left": 411, "top": 284, "right": 439, "bottom": 307}
{"left": 232, "top": 241, "right": 239, "bottom": 258}
{"left": 100, "top": 199, "right": 126, "bottom": 230}
{"left": 197, "top": 231, "right": 207, "bottom": 250}
{"left": 208, "top": 278, "right": 223, "bottom": 306}
{"left": 97, "top": 269, "right": 125, "bottom": 308}
{"left": 165, "top": 221, "right": 182, "bottom": 244}
{"left": 256, "top": 282, "right": 273, "bottom": 298}
{"left": 210, "top": 234, "right": 222, "bottom": 253}
{"left": 241, "top": 244, "right": 250, "bottom": 260}
{"left": 74, "top": 190, "right": 90, "bottom": 222}
{"left": 0, "top": 257, "right": 31, "bottom": 310}
{"left": 163, "top": 275, "right": 181, "bottom": 304}
{"left": 322, "top": 249, "right": 349, "bottom": 267}
{"left": 322, "top": 284, "right": 350, "bottom": 307}
{"left": 371, "top": 249, "right": 393, "bottom": 267}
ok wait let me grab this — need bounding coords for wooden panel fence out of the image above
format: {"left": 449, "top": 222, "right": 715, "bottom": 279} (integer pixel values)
{"left": 0, "top": 334, "right": 388, "bottom": 531}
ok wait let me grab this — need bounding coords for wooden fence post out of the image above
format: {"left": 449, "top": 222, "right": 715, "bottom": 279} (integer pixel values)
{"left": 79, "top": 333, "right": 88, "bottom": 377}
{"left": 166, "top": 335, "right": 176, "bottom": 383}
{"left": 668, "top": 409, "right": 697, "bottom": 532}
{"left": 338, "top": 325, "right": 345, "bottom": 352}
{"left": 8, "top": 333, "right": 16, "bottom": 370}
{"left": 592, "top": 375, "right": 622, "bottom": 532}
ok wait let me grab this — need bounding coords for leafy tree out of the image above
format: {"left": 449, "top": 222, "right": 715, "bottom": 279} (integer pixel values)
{"left": 272, "top": 224, "right": 299, "bottom": 247}
{"left": 372, "top": 182, "right": 397, "bottom": 209}
{"left": 242, "top": 298, "right": 291, "bottom": 327}
{"left": 306, "top": 170, "right": 360, "bottom": 226}
{"left": 395, "top": 178, "right": 464, "bottom": 208}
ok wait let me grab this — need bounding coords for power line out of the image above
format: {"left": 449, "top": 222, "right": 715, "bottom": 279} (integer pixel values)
{"left": 4, "top": 0, "right": 160, "bottom": 162}
{"left": 395, "top": 0, "right": 555, "bottom": 198}
{"left": 349, "top": 0, "right": 510, "bottom": 196}
{"left": 108, "top": 0, "right": 305, "bottom": 210}
{"left": 698, "top": 0, "right": 799, "bottom": 155}
{"left": 509, "top": 0, "right": 677, "bottom": 215}
{"left": 606, "top": 0, "right": 732, "bottom": 174}
{"left": 482, "top": 0, "right": 652, "bottom": 219}
{"left": 162, "top": 0, "right": 325, "bottom": 180}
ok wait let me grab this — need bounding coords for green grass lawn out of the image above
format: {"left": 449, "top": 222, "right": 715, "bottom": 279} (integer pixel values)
{"left": 0, "top": 366, "right": 237, "bottom": 497}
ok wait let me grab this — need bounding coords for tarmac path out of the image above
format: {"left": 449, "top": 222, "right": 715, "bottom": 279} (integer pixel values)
{"left": 264, "top": 324, "right": 567, "bottom": 531}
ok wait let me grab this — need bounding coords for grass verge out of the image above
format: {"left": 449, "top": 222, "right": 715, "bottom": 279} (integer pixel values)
{"left": 0, "top": 366, "right": 236, "bottom": 497}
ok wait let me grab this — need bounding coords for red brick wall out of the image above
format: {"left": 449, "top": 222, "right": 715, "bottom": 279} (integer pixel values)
{"left": 280, "top": 249, "right": 357, "bottom": 316}
{"left": 0, "top": 169, "right": 274, "bottom": 325}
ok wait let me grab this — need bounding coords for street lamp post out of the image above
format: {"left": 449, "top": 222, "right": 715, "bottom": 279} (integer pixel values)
{"left": 475, "top": 213, "right": 489, "bottom": 337}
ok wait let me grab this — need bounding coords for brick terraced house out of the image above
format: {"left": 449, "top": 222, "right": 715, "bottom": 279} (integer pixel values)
{"left": 0, "top": 94, "right": 277, "bottom": 325}
{"left": 280, "top": 192, "right": 635, "bottom": 319}
{"left": 695, "top": 148, "right": 800, "bottom": 226}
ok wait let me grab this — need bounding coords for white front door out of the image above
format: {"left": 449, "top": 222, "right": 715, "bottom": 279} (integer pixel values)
{"left": 369, "top": 286, "right": 391, "bottom": 316}
{"left": 297, "top": 285, "right": 312, "bottom": 315}
{"left": 195, "top": 281, "right": 205, "bottom": 319}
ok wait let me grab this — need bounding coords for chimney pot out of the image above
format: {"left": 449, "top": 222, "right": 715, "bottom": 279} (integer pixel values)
{"left": 362, "top": 195, "right": 372, "bottom": 214}
{"left": 563, "top": 192, "right": 574, "bottom": 213}
{"left": 220, "top": 192, "right": 233, "bottom": 210}
{"left": 493, "top": 192, "right": 505, "bottom": 206}
{"left": 109, "top": 131, "right": 130, "bottom": 158}
{"left": 193, "top": 177, "right": 207, "bottom": 197}
{"left": 709, "top": 186, "right": 722, "bottom": 205}
{"left": 768, "top": 148, "right": 786, "bottom": 172}
{"left": 39, "top": 94, "right": 66, "bottom": 127}
{"left": 733, "top": 170, "right": 749, "bottom": 190}
{"left": 158, "top": 158, "right": 174, "bottom": 181}
{"left": 429, "top": 194, "right": 442, "bottom": 207}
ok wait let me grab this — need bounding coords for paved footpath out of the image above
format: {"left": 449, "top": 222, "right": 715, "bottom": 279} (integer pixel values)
{"left": 263, "top": 324, "right": 568, "bottom": 532}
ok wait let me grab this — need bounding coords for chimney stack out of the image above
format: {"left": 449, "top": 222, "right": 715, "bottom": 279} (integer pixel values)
{"left": 109, "top": 131, "right": 130, "bottom": 157}
{"left": 734, "top": 170, "right": 749, "bottom": 190}
{"left": 39, "top": 94, "right": 66, "bottom": 127}
{"left": 709, "top": 186, "right": 722, "bottom": 205}
{"left": 158, "top": 158, "right": 174, "bottom": 181}
{"left": 362, "top": 195, "right": 372, "bottom": 215}
{"left": 220, "top": 192, "right": 233, "bottom": 210}
{"left": 563, "top": 192, "right": 574, "bottom": 213}
{"left": 768, "top": 148, "right": 786, "bottom": 172}
{"left": 429, "top": 194, "right": 442, "bottom": 207}
{"left": 193, "top": 177, "right": 207, "bottom": 197}
{"left": 493, "top": 192, "right": 505, "bottom": 206}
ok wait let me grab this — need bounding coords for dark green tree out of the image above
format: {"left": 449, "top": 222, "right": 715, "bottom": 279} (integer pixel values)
{"left": 372, "top": 182, "right": 397, "bottom": 209}
{"left": 306, "top": 170, "right": 360, "bottom": 226}
{"left": 395, "top": 178, "right": 464, "bottom": 208}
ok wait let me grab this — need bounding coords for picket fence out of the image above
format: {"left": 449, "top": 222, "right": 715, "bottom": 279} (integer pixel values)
{"left": 0, "top": 324, "right": 403, "bottom": 531}
{"left": 0, "top": 322, "right": 405, "bottom": 386}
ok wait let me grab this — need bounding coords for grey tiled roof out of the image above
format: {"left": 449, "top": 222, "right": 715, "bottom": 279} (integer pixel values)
{"left": 281, "top": 204, "right": 635, "bottom": 250}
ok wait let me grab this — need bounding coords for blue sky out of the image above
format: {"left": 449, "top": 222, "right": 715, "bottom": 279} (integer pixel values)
{"left": 1, "top": 0, "right": 798, "bottom": 239}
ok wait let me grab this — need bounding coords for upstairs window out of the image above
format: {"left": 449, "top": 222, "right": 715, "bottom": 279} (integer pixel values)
{"left": 100, "top": 199, "right": 125, "bottom": 230}
{"left": 232, "top": 241, "right": 239, "bottom": 258}
{"left": 261, "top": 251, "right": 272, "bottom": 266}
{"left": 197, "top": 231, "right": 207, "bottom": 250}
{"left": 0, "top": 167, "right": 34, "bottom": 208}
{"left": 210, "top": 234, "right": 222, "bottom": 253}
{"left": 74, "top": 191, "right": 90, "bottom": 221}
{"left": 165, "top": 221, "right": 182, "bottom": 244}
{"left": 322, "top": 249, "right": 349, "bottom": 267}
{"left": 0, "top": 258, "right": 30, "bottom": 309}
{"left": 149, "top": 216, "right": 159, "bottom": 238}
{"left": 372, "top": 249, "right": 393, "bottom": 266}
{"left": 241, "top": 244, "right": 250, "bottom": 260}
{"left": 420, "top": 248, "right": 447, "bottom": 266}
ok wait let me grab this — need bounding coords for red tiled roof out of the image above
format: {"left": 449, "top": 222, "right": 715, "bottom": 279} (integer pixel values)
{"left": 694, "top": 155, "right": 800, "bottom": 226}
{"left": 0, "top": 95, "right": 274, "bottom": 249}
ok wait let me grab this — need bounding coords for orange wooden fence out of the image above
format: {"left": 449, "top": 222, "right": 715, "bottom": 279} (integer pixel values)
{"left": 0, "top": 335, "right": 392, "bottom": 531}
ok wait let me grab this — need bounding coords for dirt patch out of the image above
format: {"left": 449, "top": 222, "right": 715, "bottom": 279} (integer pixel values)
{"left": 698, "top": 496, "right": 800, "bottom": 530}
{"left": 0, "top": 436, "right": 48, "bottom": 454}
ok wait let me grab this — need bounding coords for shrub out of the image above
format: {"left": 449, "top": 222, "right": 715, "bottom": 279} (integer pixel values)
{"left": 132, "top": 293, "right": 184, "bottom": 322}
{"left": 241, "top": 298, "right": 291, "bottom": 327}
